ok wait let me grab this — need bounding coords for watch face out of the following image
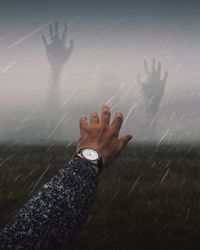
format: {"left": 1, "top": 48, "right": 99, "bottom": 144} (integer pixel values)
{"left": 81, "top": 148, "right": 99, "bottom": 161}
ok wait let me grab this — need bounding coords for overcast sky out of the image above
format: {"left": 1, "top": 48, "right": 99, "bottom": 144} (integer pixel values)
{"left": 0, "top": 0, "right": 200, "bottom": 144}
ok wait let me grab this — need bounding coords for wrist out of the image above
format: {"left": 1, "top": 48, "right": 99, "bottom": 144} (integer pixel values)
{"left": 90, "top": 164, "right": 100, "bottom": 176}
{"left": 74, "top": 148, "right": 103, "bottom": 176}
{"left": 74, "top": 154, "right": 100, "bottom": 176}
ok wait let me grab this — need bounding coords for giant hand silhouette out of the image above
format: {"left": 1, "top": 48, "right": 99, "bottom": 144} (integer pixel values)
{"left": 138, "top": 58, "right": 168, "bottom": 119}
{"left": 42, "top": 22, "right": 74, "bottom": 73}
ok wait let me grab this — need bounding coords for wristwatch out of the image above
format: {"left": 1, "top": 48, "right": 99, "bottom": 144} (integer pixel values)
{"left": 74, "top": 148, "right": 103, "bottom": 175}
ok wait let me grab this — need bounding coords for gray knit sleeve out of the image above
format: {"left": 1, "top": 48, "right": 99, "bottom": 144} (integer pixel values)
{"left": 0, "top": 157, "right": 98, "bottom": 249}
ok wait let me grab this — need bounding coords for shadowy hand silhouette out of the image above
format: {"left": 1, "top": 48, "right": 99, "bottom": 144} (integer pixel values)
{"left": 138, "top": 58, "right": 168, "bottom": 119}
{"left": 42, "top": 21, "right": 74, "bottom": 73}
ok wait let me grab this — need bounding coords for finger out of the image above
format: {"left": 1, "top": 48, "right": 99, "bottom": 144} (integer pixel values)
{"left": 157, "top": 61, "right": 161, "bottom": 76}
{"left": 68, "top": 39, "right": 74, "bottom": 52}
{"left": 79, "top": 115, "right": 89, "bottom": 130}
{"left": 144, "top": 59, "right": 150, "bottom": 75}
{"left": 62, "top": 23, "right": 67, "bottom": 42}
{"left": 70, "top": 39, "right": 74, "bottom": 47}
{"left": 49, "top": 24, "right": 53, "bottom": 38}
{"left": 111, "top": 112, "right": 123, "bottom": 134}
{"left": 137, "top": 74, "right": 142, "bottom": 86}
{"left": 100, "top": 105, "right": 111, "bottom": 125}
{"left": 162, "top": 71, "right": 168, "bottom": 83}
{"left": 90, "top": 112, "right": 99, "bottom": 126}
{"left": 42, "top": 35, "right": 47, "bottom": 46}
{"left": 55, "top": 21, "right": 59, "bottom": 33}
{"left": 152, "top": 57, "right": 156, "bottom": 72}
{"left": 119, "top": 134, "right": 133, "bottom": 151}
{"left": 54, "top": 21, "right": 59, "bottom": 41}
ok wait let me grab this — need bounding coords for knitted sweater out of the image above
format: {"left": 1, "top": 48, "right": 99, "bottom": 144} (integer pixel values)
{"left": 0, "top": 158, "right": 98, "bottom": 249}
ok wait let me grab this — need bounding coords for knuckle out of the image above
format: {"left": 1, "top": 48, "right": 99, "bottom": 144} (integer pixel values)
{"left": 84, "top": 127, "right": 90, "bottom": 132}
{"left": 100, "top": 124, "right": 108, "bottom": 131}
{"left": 90, "top": 127, "right": 98, "bottom": 133}
{"left": 81, "top": 127, "right": 88, "bottom": 133}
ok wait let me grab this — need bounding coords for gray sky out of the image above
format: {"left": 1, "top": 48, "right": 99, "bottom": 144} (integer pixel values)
{"left": 0, "top": 0, "right": 200, "bottom": 144}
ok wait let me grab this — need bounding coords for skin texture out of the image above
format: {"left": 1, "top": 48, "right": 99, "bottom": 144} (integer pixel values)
{"left": 76, "top": 105, "right": 133, "bottom": 168}
{"left": 0, "top": 106, "right": 132, "bottom": 249}
{"left": 138, "top": 58, "right": 168, "bottom": 124}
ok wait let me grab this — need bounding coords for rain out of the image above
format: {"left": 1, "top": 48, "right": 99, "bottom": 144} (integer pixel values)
{"left": 0, "top": 6, "right": 199, "bottom": 145}
{"left": 1, "top": 1, "right": 200, "bottom": 250}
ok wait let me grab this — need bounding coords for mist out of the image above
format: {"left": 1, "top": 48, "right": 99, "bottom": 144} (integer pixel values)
{"left": 0, "top": 0, "right": 200, "bottom": 144}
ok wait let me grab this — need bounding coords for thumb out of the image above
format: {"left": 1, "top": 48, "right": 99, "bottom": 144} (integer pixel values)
{"left": 119, "top": 134, "right": 133, "bottom": 151}
{"left": 137, "top": 74, "right": 141, "bottom": 84}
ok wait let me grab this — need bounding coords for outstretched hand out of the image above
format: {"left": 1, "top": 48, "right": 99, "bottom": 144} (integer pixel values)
{"left": 138, "top": 58, "right": 168, "bottom": 109}
{"left": 42, "top": 21, "right": 74, "bottom": 72}
{"left": 76, "top": 106, "right": 133, "bottom": 167}
{"left": 138, "top": 58, "right": 168, "bottom": 114}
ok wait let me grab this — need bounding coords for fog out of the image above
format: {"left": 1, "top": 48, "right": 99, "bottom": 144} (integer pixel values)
{"left": 0, "top": 0, "right": 200, "bottom": 144}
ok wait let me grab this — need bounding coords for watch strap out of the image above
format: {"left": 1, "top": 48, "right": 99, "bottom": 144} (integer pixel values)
{"left": 74, "top": 149, "right": 103, "bottom": 175}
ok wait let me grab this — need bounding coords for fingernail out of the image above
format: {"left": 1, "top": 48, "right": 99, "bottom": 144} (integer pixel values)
{"left": 116, "top": 112, "right": 123, "bottom": 117}
{"left": 103, "top": 105, "right": 110, "bottom": 109}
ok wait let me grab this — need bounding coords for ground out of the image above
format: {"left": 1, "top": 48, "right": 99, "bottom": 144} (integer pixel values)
{"left": 0, "top": 143, "right": 200, "bottom": 250}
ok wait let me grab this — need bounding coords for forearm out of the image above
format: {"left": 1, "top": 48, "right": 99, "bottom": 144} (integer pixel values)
{"left": 52, "top": 68, "right": 60, "bottom": 84}
{"left": 0, "top": 158, "right": 98, "bottom": 249}
{"left": 48, "top": 69, "right": 61, "bottom": 110}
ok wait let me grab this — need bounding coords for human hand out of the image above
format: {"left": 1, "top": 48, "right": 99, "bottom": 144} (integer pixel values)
{"left": 76, "top": 106, "right": 133, "bottom": 167}
{"left": 138, "top": 58, "right": 168, "bottom": 109}
{"left": 42, "top": 21, "right": 74, "bottom": 73}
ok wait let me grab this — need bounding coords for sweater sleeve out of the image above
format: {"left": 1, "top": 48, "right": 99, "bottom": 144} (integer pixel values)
{"left": 0, "top": 157, "right": 98, "bottom": 250}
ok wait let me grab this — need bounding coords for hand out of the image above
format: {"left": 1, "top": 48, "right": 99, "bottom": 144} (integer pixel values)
{"left": 138, "top": 58, "right": 168, "bottom": 116}
{"left": 76, "top": 106, "right": 133, "bottom": 167}
{"left": 42, "top": 21, "right": 74, "bottom": 73}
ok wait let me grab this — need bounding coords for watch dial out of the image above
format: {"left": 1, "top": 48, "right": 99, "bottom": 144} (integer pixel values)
{"left": 82, "top": 148, "right": 99, "bottom": 161}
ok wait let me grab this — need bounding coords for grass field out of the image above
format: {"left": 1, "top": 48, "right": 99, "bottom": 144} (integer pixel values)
{"left": 1, "top": 143, "right": 200, "bottom": 249}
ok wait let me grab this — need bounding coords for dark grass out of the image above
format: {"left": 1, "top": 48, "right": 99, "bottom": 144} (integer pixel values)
{"left": 1, "top": 143, "right": 200, "bottom": 249}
